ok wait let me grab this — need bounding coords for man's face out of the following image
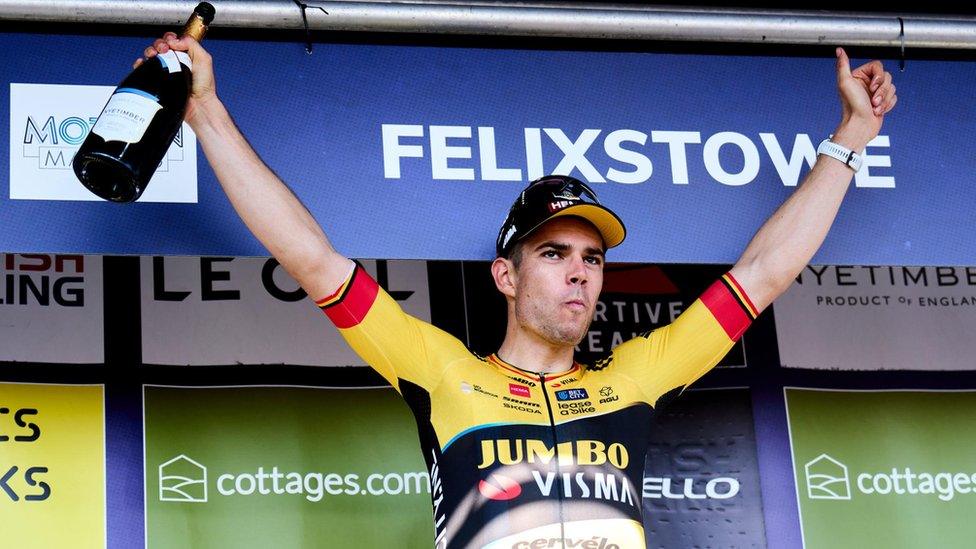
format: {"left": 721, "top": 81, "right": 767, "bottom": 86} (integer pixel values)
{"left": 510, "top": 216, "right": 605, "bottom": 347}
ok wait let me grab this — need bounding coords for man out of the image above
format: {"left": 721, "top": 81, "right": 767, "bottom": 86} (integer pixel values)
{"left": 139, "top": 34, "right": 896, "bottom": 548}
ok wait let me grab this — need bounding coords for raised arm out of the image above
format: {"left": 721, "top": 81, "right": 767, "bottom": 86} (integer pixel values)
{"left": 138, "top": 33, "right": 353, "bottom": 300}
{"left": 729, "top": 47, "right": 898, "bottom": 313}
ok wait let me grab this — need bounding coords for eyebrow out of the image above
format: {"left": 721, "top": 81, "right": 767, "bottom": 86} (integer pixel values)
{"left": 535, "top": 241, "right": 606, "bottom": 257}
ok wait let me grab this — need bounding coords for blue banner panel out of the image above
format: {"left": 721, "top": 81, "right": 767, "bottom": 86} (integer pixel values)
{"left": 2, "top": 32, "right": 972, "bottom": 263}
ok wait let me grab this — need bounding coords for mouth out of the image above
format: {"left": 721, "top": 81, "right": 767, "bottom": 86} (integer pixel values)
{"left": 564, "top": 299, "right": 587, "bottom": 311}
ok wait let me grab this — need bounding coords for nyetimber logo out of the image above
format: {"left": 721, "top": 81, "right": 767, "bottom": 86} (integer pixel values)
{"left": 805, "top": 454, "right": 851, "bottom": 500}
{"left": 159, "top": 455, "right": 208, "bottom": 503}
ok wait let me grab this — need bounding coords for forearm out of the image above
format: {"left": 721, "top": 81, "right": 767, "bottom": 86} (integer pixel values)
{"left": 189, "top": 97, "right": 351, "bottom": 299}
{"left": 730, "top": 124, "right": 872, "bottom": 311}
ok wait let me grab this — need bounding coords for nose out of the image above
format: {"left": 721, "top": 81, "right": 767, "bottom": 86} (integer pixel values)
{"left": 567, "top": 254, "right": 587, "bottom": 286}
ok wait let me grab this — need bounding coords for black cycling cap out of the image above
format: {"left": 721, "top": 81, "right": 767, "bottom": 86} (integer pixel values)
{"left": 496, "top": 175, "right": 626, "bottom": 258}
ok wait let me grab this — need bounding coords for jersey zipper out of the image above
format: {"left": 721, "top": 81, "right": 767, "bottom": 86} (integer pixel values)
{"left": 539, "top": 373, "right": 567, "bottom": 543}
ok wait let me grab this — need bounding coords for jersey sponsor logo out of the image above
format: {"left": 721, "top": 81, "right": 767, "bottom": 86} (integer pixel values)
{"left": 461, "top": 381, "right": 499, "bottom": 398}
{"left": 474, "top": 385, "right": 500, "bottom": 399}
{"left": 478, "top": 473, "right": 522, "bottom": 501}
{"left": 512, "top": 537, "right": 620, "bottom": 549}
{"left": 509, "top": 384, "right": 531, "bottom": 398}
{"left": 508, "top": 376, "right": 538, "bottom": 388}
{"left": 477, "top": 439, "right": 629, "bottom": 470}
{"left": 429, "top": 449, "right": 447, "bottom": 548}
{"left": 532, "top": 471, "right": 638, "bottom": 508}
{"left": 558, "top": 400, "right": 596, "bottom": 416}
{"left": 556, "top": 388, "right": 589, "bottom": 401}
{"left": 550, "top": 377, "right": 578, "bottom": 388}
{"left": 502, "top": 398, "right": 542, "bottom": 415}
{"left": 598, "top": 387, "right": 619, "bottom": 405}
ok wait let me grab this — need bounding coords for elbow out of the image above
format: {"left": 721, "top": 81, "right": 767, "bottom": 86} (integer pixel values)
{"left": 733, "top": 255, "right": 801, "bottom": 311}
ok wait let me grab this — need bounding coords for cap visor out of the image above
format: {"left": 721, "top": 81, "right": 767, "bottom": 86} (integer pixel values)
{"left": 548, "top": 204, "right": 626, "bottom": 249}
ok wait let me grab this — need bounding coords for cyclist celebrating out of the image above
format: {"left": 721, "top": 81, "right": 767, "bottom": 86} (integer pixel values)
{"left": 139, "top": 34, "right": 896, "bottom": 547}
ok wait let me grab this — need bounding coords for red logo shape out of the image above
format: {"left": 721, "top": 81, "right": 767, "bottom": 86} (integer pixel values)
{"left": 478, "top": 474, "right": 522, "bottom": 501}
{"left": 508, "top": 383, "right": 531, "bottom": 398}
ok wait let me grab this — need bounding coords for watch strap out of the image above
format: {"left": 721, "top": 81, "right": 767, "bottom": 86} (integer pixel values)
{"left": 817, "top": 139, "right": 863, "bottom": 172}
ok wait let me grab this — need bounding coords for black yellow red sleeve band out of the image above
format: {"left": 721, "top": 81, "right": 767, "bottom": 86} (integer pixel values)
{"left": 700, "top": 272, "right": 758, "bottom": 341}
{"left": 316, "top": 264, "right": 379, "bottom": 329}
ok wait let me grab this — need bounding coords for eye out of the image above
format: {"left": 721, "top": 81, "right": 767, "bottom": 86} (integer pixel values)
{"left": 542, "top": 250, "right": 560, "bottom": 259}
{"left": 585, "top": 255, "right": 603, "bottom": 266}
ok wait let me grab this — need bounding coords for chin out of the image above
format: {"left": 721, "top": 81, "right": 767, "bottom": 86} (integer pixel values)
{"left": 554, "top": 326, "right": 589, "bottom": 347}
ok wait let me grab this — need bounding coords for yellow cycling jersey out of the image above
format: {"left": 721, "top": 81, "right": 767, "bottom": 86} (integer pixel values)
{"left": 318, "top": 264, "right": 757, "bottom": 548}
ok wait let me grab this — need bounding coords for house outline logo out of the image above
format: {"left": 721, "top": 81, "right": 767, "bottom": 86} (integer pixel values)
{"left": 805, "top": 453, "right": 851, "bottom": 500}
{"left": 159, "top": 454, "right": 208, "bottom": 503}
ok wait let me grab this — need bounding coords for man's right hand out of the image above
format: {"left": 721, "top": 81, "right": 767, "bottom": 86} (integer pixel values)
{"left": 134, "top": 32, "right": 217, "bottom": 125}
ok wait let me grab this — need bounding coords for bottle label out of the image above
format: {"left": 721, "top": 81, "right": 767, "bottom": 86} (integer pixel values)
{"left": 90, "top": 88, "right": 163, "bottom": 144}
{"left": 174, "top": 51, "right": 193, "bottom": 71}
{"left": 157, "top": 50, "right": 184, "bottom": 74}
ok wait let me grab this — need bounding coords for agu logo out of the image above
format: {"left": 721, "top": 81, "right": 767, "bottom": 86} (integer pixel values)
{"left": 478, "top": 473, "right": 522, "bottom": 501}
{"left": 805, "top": 454, "right": 851, "bottom": 500}
{"left": 159, "top": 455, "right": 208, "bottom": 503}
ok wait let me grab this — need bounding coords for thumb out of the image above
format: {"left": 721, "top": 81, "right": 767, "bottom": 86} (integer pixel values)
{"left": 835, "top": 47, "right": 852, "bottom": 80}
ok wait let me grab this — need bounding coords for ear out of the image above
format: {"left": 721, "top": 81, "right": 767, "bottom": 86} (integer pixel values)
{"left": 491, "top": 257, "right": 517, "bottom": 299}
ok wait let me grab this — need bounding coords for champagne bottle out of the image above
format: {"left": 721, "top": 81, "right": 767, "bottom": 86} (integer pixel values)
{"left": 73, "top": 2, "right": 215, "bottom": 203}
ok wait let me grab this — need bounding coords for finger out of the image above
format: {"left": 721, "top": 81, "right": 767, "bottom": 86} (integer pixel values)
{"left": 883, "top": 94, "right": 898, "bottom": 115}
{"left": 165, "top": 34, "right": 197, "bottom": 53}
{"left": 172, "top": 35, "right": 211, "bottom": 64}
{"left": 132, "top": 57, "right": 144, "bottom": 69}
{"left": 152, "top": 38, "right": 170, "bottom": 53}
{"left": 143, "top": 46, "right": 158, "bottom": 58}
{"left": 835, "top": 47, "right": 852, "bottom": 81}
{"left": 162, "top": 31, "right": 178, "bottom": 41}
{"left": 873, "top": 73, "right": 893, "bottom": 112}
{"left": 879, "top": 83, "right": 896, "bottom": 114}
{"left": 863, "top": 61, "right": 885, "bottom": 92}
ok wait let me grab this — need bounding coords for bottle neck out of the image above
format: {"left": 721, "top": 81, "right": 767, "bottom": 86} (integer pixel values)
{"left": 181, "top": 14, "right": 208, "bottom": 42}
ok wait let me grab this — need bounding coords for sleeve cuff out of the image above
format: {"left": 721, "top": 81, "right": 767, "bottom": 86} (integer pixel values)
{"left": 316, "top": 262, "right": 379, "bottom": 329}
{"left": 700, "top": 272, "right": 758, "bottom": 341}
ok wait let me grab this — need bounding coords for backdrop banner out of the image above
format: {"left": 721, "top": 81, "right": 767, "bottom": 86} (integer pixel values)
{"left": 785, "top": 389, "right": 976, "bottom": 548}
{"left": 2, "top": 32, "right": 972, "bottom": 264}
{"left": 2, "top": 255, "right": 975, "bottom": 549}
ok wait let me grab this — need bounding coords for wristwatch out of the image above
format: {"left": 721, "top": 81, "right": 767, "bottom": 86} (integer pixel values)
{"left": 817, "top": 139, "right": 863, "bottom": 172}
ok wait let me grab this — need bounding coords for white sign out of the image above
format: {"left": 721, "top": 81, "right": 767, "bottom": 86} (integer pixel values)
{"left": 140, "top": 257, "right": 432, "bottom": 366}
{"left": 8, "top": 83, "right": 197, "bottom": 202}
{"left": 775, "top": 266, "right": 976, "bottom": 370}
{"left": 0, "top": 254, "right": 104, "bottom": 363}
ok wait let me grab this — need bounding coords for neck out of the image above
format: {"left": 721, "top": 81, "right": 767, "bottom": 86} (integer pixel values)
{"left": 496, "top": 328, "right": 576, "bottom": 375}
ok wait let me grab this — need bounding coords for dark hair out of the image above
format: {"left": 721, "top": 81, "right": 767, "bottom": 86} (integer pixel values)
{"left": 505, "top": 240, "right": 526, "bottom": 270}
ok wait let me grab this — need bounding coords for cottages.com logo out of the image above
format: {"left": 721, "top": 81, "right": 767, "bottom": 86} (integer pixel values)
{"left": 157, "top": 455, "right": 430, "bottom": 503}
{"left": 804, "top": 454, "right": 976, "bottom": 502}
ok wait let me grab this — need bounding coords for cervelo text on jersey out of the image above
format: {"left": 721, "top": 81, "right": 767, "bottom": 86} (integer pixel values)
{"left": 318, "top": 264, "right": 756, "bottom": 548}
